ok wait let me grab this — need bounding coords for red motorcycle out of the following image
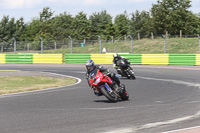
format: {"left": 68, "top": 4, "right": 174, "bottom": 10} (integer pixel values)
{"left": 89, "top": 69, "right": 129, "bottom": 102}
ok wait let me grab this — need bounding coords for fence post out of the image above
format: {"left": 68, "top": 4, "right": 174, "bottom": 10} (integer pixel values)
{"left": 151, "top": 32, "right": 154, "bottom": 40}
{"left": 166, "top": 31, "right": 168, "bottom": 39}
{"left": 12, "top": 37, "right": 16, "bottom": 54}
{"left": 162, "top": 34, "right": 166, "bottom": 54}
{"left": 54, "top": 41, "right": 57, "bottom": 50}
{"left": 138, "top": 33, "right": 140, "bottom": 40}
{"left": 197, "top": 34, "right": 200, "bottom": 54}
{"left": 27, "top": 43, "right": 29, "bottom": 51}
{"left": 98, "top": 36, "right": 102, "bottom": 54}
{"left": 180, "top": 30, "right": 182, "bottom": 38}
{"left": 39, "top": 37, "right": 43, "bottom": 54}
{"left": 128, "top": 35, "right": 133, "bottom": 54}
{"left": 68, "top": 36, "right": 72, "bottom": 54}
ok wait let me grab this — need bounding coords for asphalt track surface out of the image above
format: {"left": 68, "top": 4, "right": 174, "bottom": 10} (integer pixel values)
{"left": 0, "top": 64, "right": 200, "bottom": 133}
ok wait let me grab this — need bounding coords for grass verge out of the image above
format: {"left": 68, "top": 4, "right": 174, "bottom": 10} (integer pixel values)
{"left": 0, "top": 76, "right": 76, "bottom": 95}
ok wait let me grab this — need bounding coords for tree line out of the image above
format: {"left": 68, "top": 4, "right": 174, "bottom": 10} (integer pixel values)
{"left": 0, "top": 0, "right": 200, "bottom": 44}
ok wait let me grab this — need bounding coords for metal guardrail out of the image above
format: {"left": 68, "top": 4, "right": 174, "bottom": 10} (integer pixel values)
{"left": 0, "top": 53, "right": 200, "bottom": 65}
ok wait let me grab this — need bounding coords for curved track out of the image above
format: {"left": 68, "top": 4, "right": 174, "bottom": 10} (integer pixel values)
{"left": 0, "top": 64, "right": 200, "bottom": 133}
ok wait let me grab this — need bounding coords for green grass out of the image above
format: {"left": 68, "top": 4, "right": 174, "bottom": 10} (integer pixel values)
{"left": 0, "top": 76, "right": 76, "bottom": 95}
{"left": 65, "top": 38, "right": 199, "bottom": 54}
{"left": 46, "top": 38, "right": 199, "bottom": 54}
{"left": 5, "top": 38, "right": 200, "bottom": 54}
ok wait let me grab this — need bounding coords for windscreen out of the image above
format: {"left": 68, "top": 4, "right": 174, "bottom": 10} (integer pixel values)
{"left": 89, "top": 69, "right": 97, "bottom": 79}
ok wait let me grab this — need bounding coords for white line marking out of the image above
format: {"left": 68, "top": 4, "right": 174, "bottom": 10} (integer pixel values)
{"left": 71, "top": 71, "right": 86, "bottom": 74}
{"left": 186, "top": 101, "right": 200, "bottom": 103}
{"left": 137, "top": 76, "right": 200, "bottom": 89}
{"left": 102, "top": 128, "right": 133, "bottom": 133}
{"left": 101, "top": 76, "right": 200, "bottom": 133}
{"left": 40, "top": 72, "right": 82, "bottom": 85}
{"left": 81, "top": 107, "right": 127, "bottom": 110}
{"left": 0, "top": 70, "right": 20, "bottom": 71}
{"left": 130, "top": 111, "right": 200, "bottom": 132}
{"left": 162, "top": 125, "right": 200, "bottom": 133}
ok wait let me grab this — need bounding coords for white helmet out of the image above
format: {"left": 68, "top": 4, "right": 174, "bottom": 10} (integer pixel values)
{"left": 113, "top": 53, "right": 118, "bottom": 58}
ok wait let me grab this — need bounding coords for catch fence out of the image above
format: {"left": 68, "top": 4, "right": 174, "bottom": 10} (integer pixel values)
{"left": 0, "top": 35, "right": 200, "bottom": 54}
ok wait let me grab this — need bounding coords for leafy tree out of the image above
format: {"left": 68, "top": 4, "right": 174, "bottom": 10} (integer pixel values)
{"left": 0, "top": 16, "right": 13, "bottom": 42}
{"left": 104, "top": 22, "right": 115, "bottom": 40}
{"left": 21, "top": 7, "right": 54, "bottom": 42}
{"left": 39, "top": 7, "right": 55, "bottom": 40}
{"left": 0, "top": 16, "right": 25, "bottom": 51}
{"left": 89, "top": 10, "right": 112, "bottom": 39}
{"left": 20, "top": 18, "right": 41, "bottom": 41}
{"left": 72, "top": 12, "right": 90, "bottom": 40}
{"left": 151, "top": 0, "right": 198, "bottom": 35}
{"left": 114, "top": 11, "right": 129, "bottom": 39}
{"left": 183, "top": 12, "right": 199, "bottom": 34}
{"left": 14, "top": 17, "right": 25, "bottom": 40}
{"left": 49, "top": 12, "right": 73, "bottom": 40}
{"left": 197, "top": 13, "right": 200, "bottom": 33}
{"left": 39, "top": 7, "right": 54, "bottom": 22}
{"left": 128, "top": 10, "right": 152, "bottom": 38}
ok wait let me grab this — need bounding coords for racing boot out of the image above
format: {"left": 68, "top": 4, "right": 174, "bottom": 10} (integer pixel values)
{"left": 94, "top": 88, "right": 100, "bottom": 96}
{"left": 91, "top": 87, "right": 100, "bottom": 96}
{"left": 113, "top": 75, "right": 126, "bottom": 92}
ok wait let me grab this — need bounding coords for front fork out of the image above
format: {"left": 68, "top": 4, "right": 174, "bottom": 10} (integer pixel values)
{"left": 100, "top": 83, "right": 120, "bottom": 99}
{"left": 125, "top": 67, "right": 134, "bottom": 76}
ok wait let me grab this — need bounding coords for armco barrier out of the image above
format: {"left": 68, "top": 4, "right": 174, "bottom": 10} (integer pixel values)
{"left": 0, "top": 54, "right": 6, "bottom": 64}
{"left": 6, "top": 54, "right": 33, "bottom": 64}
{"left": 119, "top": 54, "right": 142, "bottom": 64}
{"left": 65, "top": 54, "right": 90, "bottom": 64}
{"left": 141, "top": 54, "right": 169, "bottom": 65}
{"left": 33, "top": 54, "right": 63, "bottom": 64}
{"left": 169, "top": 54, "right": 196, "bottom": 65}
{"left": 196, "top": 54, "right": 200, "bottom": 65}
{"left": 1, "top": 54, "right": 62, "bottom": 64}
{"left": 0, "top": 54, "right": 200, "bottom": 65}
{"left": 63, "top": 54, "right": 200, "bottom": 65}
{"left": 91, "top": 54, "right": 113, "bottom": 64}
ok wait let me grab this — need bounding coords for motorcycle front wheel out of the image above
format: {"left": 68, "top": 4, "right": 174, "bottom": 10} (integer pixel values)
{"left": 100, "top": 87, "right": 117, "bottom": 102}
{"left": 128, "top": 69, "right": 136, "bottom": 79}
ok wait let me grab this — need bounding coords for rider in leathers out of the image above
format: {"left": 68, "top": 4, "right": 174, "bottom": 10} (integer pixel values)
{"left": 113, "top": 53, "right": 126, "bottom": 74}
{"left": 85, "top": 60, "right": 125, "bottom": 96}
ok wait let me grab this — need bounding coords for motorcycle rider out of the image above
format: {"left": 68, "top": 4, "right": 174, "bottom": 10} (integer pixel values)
{"left": 85, "top": 60, "right": 125, "bottom": 96}
{"left": 113, "top": 53, "right": 126, "bottom": 74}
{"left": 113, "top": 53, "right": 123, "bottom": 65}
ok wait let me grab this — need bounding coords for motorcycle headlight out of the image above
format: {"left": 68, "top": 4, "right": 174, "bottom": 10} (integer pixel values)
{"left": 94, "top": 77, "right": 100, "bottom": 85}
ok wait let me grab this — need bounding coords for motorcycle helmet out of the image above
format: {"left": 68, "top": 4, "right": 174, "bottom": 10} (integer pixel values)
{"left": 86, "top": 60, "right": 95, "bottom": 72}
{"left": 113, "top": 53, "right": 118, "bottom": 58}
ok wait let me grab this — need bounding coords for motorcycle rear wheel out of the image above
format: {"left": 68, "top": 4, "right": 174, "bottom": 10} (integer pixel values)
{"left": 100, "top": 87, "right": 117, "bottom": 102}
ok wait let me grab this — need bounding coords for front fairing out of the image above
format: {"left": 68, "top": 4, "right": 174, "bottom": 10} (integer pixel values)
{"left": 89, "top": 69, "right": 112, "bottom": 87}
{"left": 89, "top": 69, "right": 102, "bottom": 86}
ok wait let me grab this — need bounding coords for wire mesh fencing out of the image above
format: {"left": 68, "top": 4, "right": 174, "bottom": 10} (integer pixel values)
{"left": 0, "top": 35, "right": 200, "bottom": 54}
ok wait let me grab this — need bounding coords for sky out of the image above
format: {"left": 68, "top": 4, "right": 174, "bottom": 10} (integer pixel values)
{"left": 0, "top": 0, "right": 200, "bottom": 23}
